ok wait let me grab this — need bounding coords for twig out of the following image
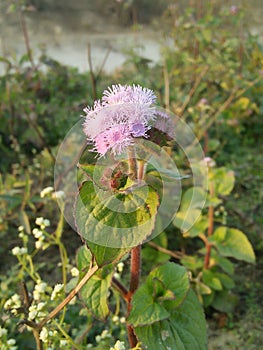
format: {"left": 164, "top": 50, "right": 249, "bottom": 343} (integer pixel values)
{"left": 147, "top": 241, "right": 184, "bottom": 260}
{"left": 112, "top": 276, "right": 129, "bottom": 301}
{"left": 163, "top": 60, "right": 170, "bottom": 109}
{"left": 178, "top": 66, "right": 209, "bottom": 117}
{"left": 97, "top": 46, "right": 112, "bottom": 78}
{"left": 37, "top": 265, "right": 98, "bottom": 329}
{"left": 17, "top": 3, "right": 35, "bottom": 68}
{"left": 87, "top": 43, "right": 97, "bottom": 100}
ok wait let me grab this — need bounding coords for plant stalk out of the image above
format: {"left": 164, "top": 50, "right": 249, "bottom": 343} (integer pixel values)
{"left": 204, "top": 182, "right": 214, "bottom": 269}
{"left": 37, "top": 265, "right": 98, "bottom": 329}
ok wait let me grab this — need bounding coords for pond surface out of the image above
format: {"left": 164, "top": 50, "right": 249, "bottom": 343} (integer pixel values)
{"left": 0, "top": 0, "right": 262, "bottom": 74}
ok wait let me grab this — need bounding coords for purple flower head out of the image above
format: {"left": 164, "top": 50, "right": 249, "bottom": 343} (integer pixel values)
{"left": 102, "top": 84, "right": 156, "bottom": 106}
{"left": 230, "top": 5, "right": 238, "bottom": 15}
{"left": 82, "top": 84, "right": 159, "bottom": 156}
{"left": 94, "top": 124, "right": 131, "bottom": 156}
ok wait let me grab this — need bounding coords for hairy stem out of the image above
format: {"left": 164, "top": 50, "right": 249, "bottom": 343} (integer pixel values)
{"left": 128, "top": 147, "right": 138, "bottom": 181}
{"left": 126, "top": 147, "right": 143, "bottom": 348}
{"left": 126, "top": 245, "right": 141, "bottom": 348}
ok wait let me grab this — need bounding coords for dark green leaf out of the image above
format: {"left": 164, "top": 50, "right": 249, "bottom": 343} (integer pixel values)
{"left": 134, "top": 290, "right": 207, "bottom": 350}
{"left": 128, "top": 262, "right": 189, "bottom": 327}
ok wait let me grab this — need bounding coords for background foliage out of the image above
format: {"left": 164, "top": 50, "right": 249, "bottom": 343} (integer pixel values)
{"left": 0, "top": 1, "right": 262, "bottom": 349}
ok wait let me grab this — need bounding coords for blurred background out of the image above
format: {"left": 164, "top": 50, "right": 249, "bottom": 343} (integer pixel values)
{"left": 0, "top": 1, "right": 263, "bottom": 350}
{"left": 0, "top": 0, "right": 262, "bottom": 73}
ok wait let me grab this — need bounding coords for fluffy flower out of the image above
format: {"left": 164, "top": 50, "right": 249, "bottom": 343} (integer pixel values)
{"left": 82, "top": 84, "right": 157, "bottom": 156}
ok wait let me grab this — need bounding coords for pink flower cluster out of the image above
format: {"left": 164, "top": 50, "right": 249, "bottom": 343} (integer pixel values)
{"left": 83, "top": 84, "right": 164, "bottom": 156}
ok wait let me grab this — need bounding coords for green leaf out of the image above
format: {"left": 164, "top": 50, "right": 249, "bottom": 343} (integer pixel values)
{"left": 134, "top": 290, "right": 207, "bottom": 350}
{"left": 77, "top": 246, "right": 113, "bottom": 320}
{"left": 209, "top": 227, "right": 255, "bottom": 263}
{"left": 128, "top": 262, "right": 189, "bottom": 327}
{"left": 180, "top": 187, "right": 207, "bottom": 212}
{"left": 211, "top": 250, "right": 234, "bottom": 275}
{"left": 212, "top": 167, "right": 235, "bottom": 196}
{"left": 80, "top": 268, "right": 113, "bottom": 320}
{"left": 19, "top": 210, "right": 31, "bottom": 234}
{"left": 87, "top": 242, "right": 130, "bottom": 267}
{"left": 181, "top": 255, "right": 204, "bottom": 273}
{"left": 147, "top": 166, "right": 191, "bottom": 182}
{"left": 173, "top": 209, "right": 202, "bottom": 235}
{"left": 75, "top": 180, "right": 159, "bottom": 266}
{"left": 211, "top": 290, "right": 238, "bottom": 313}
{"left": 216, "top": 272, "right": 235, "bottom": 290}
{"left": 202, "top": 270, "right": 223, "bottom": 291}
{"left": 77, "top": 245, "right": 92, "bottom": 275}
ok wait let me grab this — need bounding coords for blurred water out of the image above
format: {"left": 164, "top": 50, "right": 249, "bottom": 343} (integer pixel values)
{"left": 0, "top": 0, "right": 262, "bottom": 74}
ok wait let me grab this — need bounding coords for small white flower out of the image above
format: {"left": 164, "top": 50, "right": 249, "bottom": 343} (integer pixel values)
{"left": 101, "top": 329, "right": 110, "bottom": 339}
{"left": 43, "top": 219, "right": 50, "bottom": 227}
{"left": 35, "top": 282, "right": 47, "bottom": 293}
{"left": 51, "top": 283, "right": 64, "bottom": 300}
{"left": 37, "top": 302, "right": 46, "bottom": 311}
{"left": 4, "top": 299, "right": 12, "bottom": 309}
{"left": 110, "top": 340, "right": 126, "bottom": 350}
{"left": 95, "top": 335, "right": 101, "bottom": 343}
{"left": 12, "top": 246, "right": 27, "bottom": 255}
{"left": 70, "top": 267, "right": 79, "bottom": 277}
{"left": 35, "top": 240, "right": 44, "bottom": 250}
{"left": 35, "top": 217, "right": 50, "bottom": 229}
{"left": 20, "top": 247, "right": 28, "bottom": 255}
{"left": 117, "top": 262, "right": 124, "bottom": 273}
{"left": 40, "top": 186, "right": 54, "bottom": 198}
{"left": 39, "top": 327, "right": 48, "bottom": 343}
{"left": 12, "top": 247, "right": 21, "bottom": 256}
{"left": 11, "top": 294, "right": 21, "bottom": 303}
{"left": 52, "top": 191, "right": 65, "bottom": 199}
{"left": 60, "top": 339, "right": 68, "bottom": 346}
{"left": 112, "top": 315, "right": 119, "bottom": 323}
{"left": 18, "top": 226, "right": 24, "bottom": 232}
{"left": 7, "top": 338, "right": 16, "bottom": 345}
{"left": 113, "top": 272, "right": 120, "bottom": 279}
{"left": 28, "top": 307, "right": 38, "bottom": 321}
{"left": 120, "top": 317, "right": 126, "bottom": 324}
{"left": 35, "top": 217, "right": 44, "bottom": 226}
{"left": 32, "top": 228, "right": 43, "bottom": 239}
{"left": 0, "top": 326, "right": 7, "bottom": 337}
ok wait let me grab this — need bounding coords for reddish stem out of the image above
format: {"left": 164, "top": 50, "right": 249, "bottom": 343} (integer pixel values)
{"left": 126, "top": 245, "right": 141, "bottom": 348}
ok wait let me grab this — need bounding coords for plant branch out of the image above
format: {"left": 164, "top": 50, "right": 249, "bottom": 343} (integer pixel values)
{"left": 32, "top": 328, "right": 43, "bottom": 350}
{"left": 178, "top": 65, "right": 209, "bottom": 117}
{"left": 87, "top": 43, "right": 97, "bottom": 100}
{"left": 18, "top": 4, "right": 35, "bottom": 68}
{"left": 37, "top": 265, "right": 98, "bottom": 329}
{"left": 147, "top": 241, "right": 184, "bottom": 260}
{"left": 127, "top": 147, "right": 138, "bottom": 181}
{"left": 204, "top": 182, "right": 214, "bottom": 269}
{"left": 112, "top": 276, "right": 129, "bottom": 301}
